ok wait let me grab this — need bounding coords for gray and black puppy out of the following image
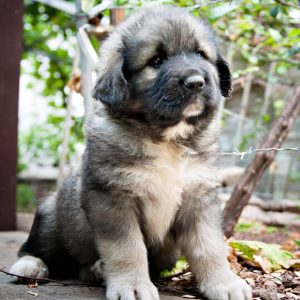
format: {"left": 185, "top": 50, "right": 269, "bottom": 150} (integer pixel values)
{"left": 10, "top": 6, "right": 252, "bottom": 300}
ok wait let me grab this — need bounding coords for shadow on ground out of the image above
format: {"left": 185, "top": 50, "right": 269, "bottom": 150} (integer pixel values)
{"left": 0, "top": 232, "right": 189, "bottom": 300}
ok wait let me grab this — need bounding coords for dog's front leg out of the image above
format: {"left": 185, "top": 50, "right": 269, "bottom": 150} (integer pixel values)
{"left": 176, "top": 191, "right": 252, "bottom": 300}
{"left": 83, "top": 190, "right": 159, "bottom": 300}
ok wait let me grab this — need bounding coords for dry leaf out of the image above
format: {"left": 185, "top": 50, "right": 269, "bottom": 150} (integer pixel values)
{"left": 294, "top": 271, "right": 300, "bottom": 277}
{"left": 245, "top": 277, "right": 255, "bottom": 286}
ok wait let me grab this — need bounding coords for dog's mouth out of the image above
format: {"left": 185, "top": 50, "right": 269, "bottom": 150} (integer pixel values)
{"left": 182, "top": 101, "right": 205, "bottom": 118}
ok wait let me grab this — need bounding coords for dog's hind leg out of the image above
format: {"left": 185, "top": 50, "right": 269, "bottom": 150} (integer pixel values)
{"left": 149, "top": 236, "right": 180, "bottom": 278}
{"left": 9, "top": 195, "right": 59, "bottom": 282}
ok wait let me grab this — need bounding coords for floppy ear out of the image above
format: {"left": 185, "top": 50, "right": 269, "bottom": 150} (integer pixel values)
{"left": 216, "top": 55, "right": 232, "bottom": 98}
{"left": 93, "top": 53, "right": 129, "bottom": 112}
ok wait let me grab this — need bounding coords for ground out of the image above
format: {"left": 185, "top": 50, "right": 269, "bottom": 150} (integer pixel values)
{"left": 1, "top": 228, "right": 300, "bottom": 300}
{"left": 0, "top": 232, "right": 184, "bottom": 300}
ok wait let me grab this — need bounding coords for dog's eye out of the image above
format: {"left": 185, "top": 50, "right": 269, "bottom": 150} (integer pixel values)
{"left": 149, "top": 56, "right": 164, "bottom": 69}
{"left": 196, "top": 50, "right": 207, "bottom": 59}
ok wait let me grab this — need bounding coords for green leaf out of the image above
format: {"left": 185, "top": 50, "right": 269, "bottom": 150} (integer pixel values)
{"left": 269, "top": 6, "right": 279, "bottom": 18}
{"left": 160, "top": 256, "right": 188, "bottom": 278}
{"left": 268, "top": 28, "right": 282, "bottom": 42}
{"left": 81, "top": 0, "right": 97, "bottom": 12}
{"left": 248, "top": 55, "right": 258, "bottom": 65}
{"left": 288, "top": 28, "right": 300, "bottom": 38}
{"left": 209, "top": 3, "right": 240, "bottom": 19}
{"left": 266, "top": 226, "right": 278, "bottom": 234}
{"left": 294, "top": 240, "right": 300, "bottom": 247}
{"left": 273, "top": 99, "right": 285, "bottom": 117}
{"left": 230, "top": 240, "right": 299, "bottom": 273}
{"left": 235, "top": 222, "right": 259, "bottom": 233}
{"left": 262, "top": 114, "right": 271, "bottom": 124}
{"left": 276, "top": 64, "right": 288, "bottom": 75}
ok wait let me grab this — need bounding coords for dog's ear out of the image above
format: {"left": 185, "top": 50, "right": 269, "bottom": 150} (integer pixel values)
{"left": 93, "top": 51, "right": 129, "bottom": 112}
{"left": 216, "top": 55, "right": 232, "bottom": 98}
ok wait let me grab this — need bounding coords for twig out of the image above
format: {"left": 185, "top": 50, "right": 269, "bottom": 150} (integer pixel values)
{"left": 222, "top": 85, "right": 300, "bottom": 237}
{"left": 156, "top": 282, "right": 197, "bottom": 296}
{"left": 0, "top": 268, "right": 95, "bottom": 286}
{"left": 274, "top": 0, "right": 300, "bottom": 10}
{"left": 188, "top": 0, "right": 233, "bottom": 10}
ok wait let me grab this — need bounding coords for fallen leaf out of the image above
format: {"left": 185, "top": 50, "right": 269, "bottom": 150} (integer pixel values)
{"left": 230, "top": 240, "right": 300, "bottom": 273}
{"left": 245, "top": 277, "right": 255, "bottom": 286}
{"left": 272, "top": 278, "right": 282, "bottom": 285}
{"left": 294, "top": 271, "right": 300, "bottom": 277}
{"left": 271, "top": 272, "right": 284, "bottom": 277}
{"left": 286, "top": 292, "right": 300, "bottom": 299}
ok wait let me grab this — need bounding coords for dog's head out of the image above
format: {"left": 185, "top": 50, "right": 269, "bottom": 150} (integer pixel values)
{"left": 93, "top": 6, "right": 231, "bottom": 139}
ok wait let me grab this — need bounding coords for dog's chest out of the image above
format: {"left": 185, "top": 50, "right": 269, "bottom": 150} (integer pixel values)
{"left": 132, "top": 141, "right": 217, "bottom": 243}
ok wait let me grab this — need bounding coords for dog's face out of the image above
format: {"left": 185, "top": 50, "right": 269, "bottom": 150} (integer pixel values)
{"left": 93, "top": 6, "right": 231, "bottom": 136}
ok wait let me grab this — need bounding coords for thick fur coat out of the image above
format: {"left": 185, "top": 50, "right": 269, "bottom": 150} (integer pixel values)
{"left": 10, "top": 6, "right": 251, "bottom": 300}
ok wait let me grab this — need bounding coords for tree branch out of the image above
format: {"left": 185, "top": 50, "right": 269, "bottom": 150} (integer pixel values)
{"left": 222, "top": 85, "right": 300, "bottom": 238}
{"left": 274, "top": 0, "right": 300, "bottom": 10}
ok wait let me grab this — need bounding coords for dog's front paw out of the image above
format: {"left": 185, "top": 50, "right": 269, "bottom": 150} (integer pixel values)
{"left": 199, "top": 274, "right": 252, "bottom": 300}
{"left": 9, "top": 255, "right": 49, "bottom": 283}
{"left": 106, "top": 276, "right": 159, "bottom": 300}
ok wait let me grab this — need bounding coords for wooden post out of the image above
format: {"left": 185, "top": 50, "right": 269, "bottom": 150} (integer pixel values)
{"left": 0, "top": 1, "right": 23, "bottom": 230}
{"left": 222, "top": 85, "right": 300, "bottom": 238}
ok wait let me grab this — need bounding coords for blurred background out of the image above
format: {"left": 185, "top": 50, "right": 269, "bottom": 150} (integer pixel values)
{"left": 1, "top": 0, "right": 300, "bottom": 231}
{"left": 1, "top": 2, "right": 300, "bottom": 297}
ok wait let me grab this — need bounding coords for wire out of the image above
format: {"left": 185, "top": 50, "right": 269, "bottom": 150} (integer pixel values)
{"left": 221, "top": 147, "right": 300, "bottom": 160}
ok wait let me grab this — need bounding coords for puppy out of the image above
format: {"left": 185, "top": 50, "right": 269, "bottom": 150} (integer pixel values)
{"left": 10, "top": 6, "right": 252, "bottom": 300}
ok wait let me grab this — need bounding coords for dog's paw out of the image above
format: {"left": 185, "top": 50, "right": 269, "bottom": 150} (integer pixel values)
{"left": 9, "top": 255, "right": 49, "bottom": 283}
{"left": 106, "top": 277, "right": 159, "bottom": 300}
{"left": 199, "top": 274, "right": 252, "bottom": 300}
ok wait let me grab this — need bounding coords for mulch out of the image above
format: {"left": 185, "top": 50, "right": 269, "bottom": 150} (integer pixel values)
{"left": 156, "top": 224, "right": 300, "bottom": 299}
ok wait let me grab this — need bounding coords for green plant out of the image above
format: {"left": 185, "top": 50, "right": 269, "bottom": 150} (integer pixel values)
{"left": 17, "top": 184, "right": 36, "bottom": 212}
{"left": 21, "top": 0, "right": 300, "bottom": 169}
{"left": 160, "top": 256, "right": 188, "bottom": 278}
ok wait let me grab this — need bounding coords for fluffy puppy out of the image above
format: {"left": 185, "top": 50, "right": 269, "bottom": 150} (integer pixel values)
{"left": 10, "top": 6, "right": 251, "bottom": 300}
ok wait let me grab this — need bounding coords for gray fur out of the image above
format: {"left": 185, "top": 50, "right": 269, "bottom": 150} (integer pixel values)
{"left": 10, "top": 6, "right": 251, "bottom": 300}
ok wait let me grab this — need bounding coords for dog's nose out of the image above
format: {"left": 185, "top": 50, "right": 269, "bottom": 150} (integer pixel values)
{"left": 183, "top": 75, "right": 205, "bottom": 91}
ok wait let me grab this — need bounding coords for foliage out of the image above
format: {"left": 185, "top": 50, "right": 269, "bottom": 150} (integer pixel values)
{"left": 230, "top": 240, "right": 300, "bottom": 273}
{"left": 235, "top": 222, "right": 280, "bottom": 234}
{"left": 160, "top": 256, "right": 188, "bottom": 278}
{"left": 199, "top": 0, "right": 300, "bottom": 75}
{"left": 20, "top": 0, "right": 82, "bottom": 170}
{"left": 20, "top": 123, "right": 64, "bottom": 167}
{"left": 21, "top": 0, "right": 300, "bottom": 172}
{"left": 17, "top": 184, "right": 36, "bottom": 212}
{"left": 195, "top": 0, "right": 300, "bottom": 167}
{"left": 235, "top": 222, "right": 260, "bottom": 233}
{"left": 23, "top": 0, "right": 75, "bottom": 100}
